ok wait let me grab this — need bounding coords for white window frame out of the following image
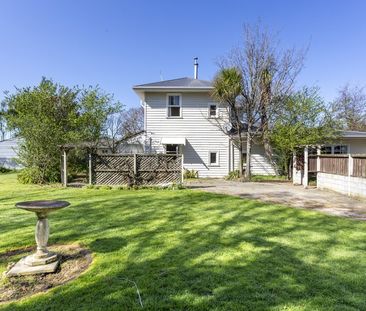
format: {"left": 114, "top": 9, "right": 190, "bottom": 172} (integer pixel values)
{"left": 208, "top": 103, "right": 218, "bottom": 118}
{"left": 208, "top": 151, "right": 220, "bottom": 166}
{"left": 165, "top": 144, "right": 180, "bottom": 155}
{"left": 333, "top": 144, "right": 349, "bottom": 154}
{"left": 166, "top": 93, "right": 182, "bottom": 118}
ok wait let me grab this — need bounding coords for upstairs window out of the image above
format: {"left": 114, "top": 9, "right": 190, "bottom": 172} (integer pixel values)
{"left": 208, "top": 104, "right": 218, "bottom": 118}
{"left": 167, "top": 94, "right": 181, "bottom": 117}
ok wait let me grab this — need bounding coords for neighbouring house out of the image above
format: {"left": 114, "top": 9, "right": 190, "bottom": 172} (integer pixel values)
{"left": 133, "top": 59, "right": 275, "bottom": 178}
{"left": 308, "top": 131, "right": 366, "bottom": 156}
{"left": 96, "top": 131, "right": 145, "bottom": 155}
{"left": 293, "top": 130, "right": 366, "bottom": 197}
{"left": 0, "top": 137, "right": 21, "bottom": 169}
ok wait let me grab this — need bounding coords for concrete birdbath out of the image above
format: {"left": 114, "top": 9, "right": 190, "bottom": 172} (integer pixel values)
{"left": 7, "top": 200, "right": 70, "bottom": 277}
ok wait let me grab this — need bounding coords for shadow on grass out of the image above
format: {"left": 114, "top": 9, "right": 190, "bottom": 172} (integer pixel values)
{"left": 1, "top": 189, "right": 366, "bottom": 310}
{"left": 89, "top": 237, "right": 127, "bottom": 253}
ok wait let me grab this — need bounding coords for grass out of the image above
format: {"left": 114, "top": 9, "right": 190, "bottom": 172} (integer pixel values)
{"left": 251, "top": 175, "right": 289, "bottom": 182}
{"left": 0, "top": 173, "right": 366, "bottom": 310}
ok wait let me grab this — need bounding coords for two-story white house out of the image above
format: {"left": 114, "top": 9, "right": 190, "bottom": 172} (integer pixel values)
{"left": 133, "top": 60, "right": 276, "bottom": 178}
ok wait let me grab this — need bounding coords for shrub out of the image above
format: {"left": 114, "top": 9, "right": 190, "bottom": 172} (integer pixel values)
{"left": 84, "top": 184, "right": 96, "bottom": 189}
{"left": 5, "top": 78, "right": 120, "bottom": 184}
{"left": 183, "top": 169, "right": 198, "bottom": 179}
{"left": 99, "top": 185, "right": 112, "bottom": 190}
{"left": 17, "top": 167, "right": 60, "bottom": 184}
{"left": 0, "top": 166, "right": 13, "bottom": 174}
{"left": 225, "top": 170, "right": 240, "bottom": 180}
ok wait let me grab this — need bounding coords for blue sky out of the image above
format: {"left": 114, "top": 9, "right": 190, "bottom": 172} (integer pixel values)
{"left": 1, "top": 0, "right": 366, "bottom": 108}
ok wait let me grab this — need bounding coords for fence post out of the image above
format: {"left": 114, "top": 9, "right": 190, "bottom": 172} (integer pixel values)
{"left": 88, "top": 152, "right": 92, "bottom": 185}
{"left": 303, "top": 146, "right": 309, "bottom": 188}
{"left": 133, "top": 154, "right": 137, "bottom": 175}
{"left": 348, "top": 154, "right": 353, "bottom": 196}
{"left": 181, "top": 154, "right": 184, "bottom": 183}
{"left": 62, "top": 149, "right": 68, "bottom": 187}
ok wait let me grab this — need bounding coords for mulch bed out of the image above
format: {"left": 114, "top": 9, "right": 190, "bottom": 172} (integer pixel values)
{"left": 0, "top": 244, "right": 92, "bottom": 304}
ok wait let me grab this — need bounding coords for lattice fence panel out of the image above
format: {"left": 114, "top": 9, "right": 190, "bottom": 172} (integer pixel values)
{"left": 92, "top": 154, "right": 182, "bottom": 185}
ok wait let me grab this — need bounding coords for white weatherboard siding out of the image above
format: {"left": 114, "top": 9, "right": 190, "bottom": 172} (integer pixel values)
{"left": 232, "top": 142, "right": 276, "bottom": 176}
{"left": 341, "top": 138, "right": 366, "bottom": 154}
{"left": 144, "top": 91, "right": 276, "bottom": 177}
{"left": 145, "top": 92, "right": 229, "bottom": 177}
{"left": 0, "top": 138, "right": 21, "bottom": 169}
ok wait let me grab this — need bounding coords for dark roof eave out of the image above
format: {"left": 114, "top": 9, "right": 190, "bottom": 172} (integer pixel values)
{"left": 133, "top": 86, "right": 214, "bottom": 90}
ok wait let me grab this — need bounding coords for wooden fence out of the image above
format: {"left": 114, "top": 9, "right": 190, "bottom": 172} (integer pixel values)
{"left": 304, "top": 154, "right": 366, "bottom": 177}
{"left": 308, "top": 156, "right": 317, "bottom": 172}
{"left": 91, "top": 153, "right": 182, "bottom": 185}
{"left": 319, "top": 155, "right": 349, "bottom": 176}
{"left": 352, "top": 155, "right": 366, "bottom": 178}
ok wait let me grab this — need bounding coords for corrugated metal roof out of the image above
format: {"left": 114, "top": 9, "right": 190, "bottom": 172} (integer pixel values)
{"left": 133, "top": 77, "right": 213, "bottom": 89}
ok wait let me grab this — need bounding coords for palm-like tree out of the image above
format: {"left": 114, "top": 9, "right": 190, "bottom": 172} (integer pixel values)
{"left": 211, "top": 68, "right": 247, "bottom": 179}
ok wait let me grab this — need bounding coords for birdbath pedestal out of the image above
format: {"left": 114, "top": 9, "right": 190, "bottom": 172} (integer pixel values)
{"left": 7, "top": 200, "right": 70, "bottom": 277}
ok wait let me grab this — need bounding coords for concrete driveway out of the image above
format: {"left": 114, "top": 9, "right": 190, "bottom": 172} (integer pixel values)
{"left": 186, "top": 179, "right": 366, "bottom": 220}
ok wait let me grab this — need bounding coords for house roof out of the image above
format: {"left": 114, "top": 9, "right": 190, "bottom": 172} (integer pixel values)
{"left": 341, "top": 130, "right": 366, "bottom": 138}
{"left": 133, "top": 77, "right": 213, "bottom": 90}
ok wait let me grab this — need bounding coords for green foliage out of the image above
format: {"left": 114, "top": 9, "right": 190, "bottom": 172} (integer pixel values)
{"left": 270, "top": 87, "right": 340, "bottom": 175}
{"left": 84, "top": 183, "right": 185, "bottom": 191}
{"left": 183, "top": 169, "right": 198, "bottom": 179}
{"left": 251, "top": 175, "right": 288, "bottom": 182}
{"left": 5, "top": 78, "right": 120, "bottom": 184}
{"left": 225, "top": 169, "right": 240, "bottom": 180}
{"left": 0, "top": 166, "right": 14, "bottom": 174}
{"left": 99, "top": 185, "right": 112, "bottom": 190}
{"left": 211, "top": 68, "right": 243, "bottom": 104}
{"left": 17, "top": 167, "right": 60, "bottom": 184}
{"left": 83, "top": 184, "right": 96, "bottom": 189}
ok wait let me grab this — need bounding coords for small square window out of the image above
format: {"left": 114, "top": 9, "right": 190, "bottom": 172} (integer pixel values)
{"left": 208, "top": 104, "right": 217, "bottom": 118}
{"left": 166, "top": 144, "right": 179, "bottom": 155}
{"left": 209, "top": 151, "right": 219, "bottom": 166}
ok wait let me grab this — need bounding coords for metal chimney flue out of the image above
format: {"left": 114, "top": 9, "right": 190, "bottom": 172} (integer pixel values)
{"left": 194, "top": 57, "right": 198, "bottom": 79}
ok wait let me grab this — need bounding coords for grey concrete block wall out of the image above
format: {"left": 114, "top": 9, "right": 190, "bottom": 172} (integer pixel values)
{"left": 317, "top": 172, "right": 366, "bottom": 197}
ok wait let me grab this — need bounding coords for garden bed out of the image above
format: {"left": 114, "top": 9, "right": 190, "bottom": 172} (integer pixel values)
{"left": 0, "top": 244, "right": 92, "bottom": 304}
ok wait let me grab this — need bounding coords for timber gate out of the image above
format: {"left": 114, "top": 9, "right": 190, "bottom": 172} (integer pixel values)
{"left": 91, "top": 153, "right": 182, "bottom": 186}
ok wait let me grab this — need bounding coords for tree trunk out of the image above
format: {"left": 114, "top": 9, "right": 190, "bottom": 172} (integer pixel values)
{"left": 285, "top": 156, "right": 291, "bottom": 180}
{"left": 288, "top": 156, "right": 293, "bottom": 180}
{"left": 244, "top": 131, "right": 252, "bottom": 181}
{"left": 237, "top": 133, "right": 244, "bottom": 179}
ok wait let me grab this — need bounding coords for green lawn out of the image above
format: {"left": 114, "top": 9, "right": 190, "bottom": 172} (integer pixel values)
{"left": 1, "top": 173, "right": 366, "bottom": 310}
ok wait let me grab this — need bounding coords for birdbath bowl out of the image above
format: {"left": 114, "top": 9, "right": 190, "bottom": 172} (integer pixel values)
{"left": 7, "top": 200, "right": 70, "bottom": 277}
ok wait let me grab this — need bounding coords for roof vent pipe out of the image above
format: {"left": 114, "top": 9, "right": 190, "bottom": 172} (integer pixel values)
{"left": 194, "top": 57, "right": 198, "bottom": 79}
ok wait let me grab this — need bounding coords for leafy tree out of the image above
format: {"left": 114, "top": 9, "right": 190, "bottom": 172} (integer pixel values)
{"left": 0, "top": 100, "right": 7, "bottom": 141}
{"left": 270, "top": 87, "right": 339, "bottom": 178}
{"left": 331, "top": 84, "right": 366, "bottom": 130}
{"left": 213, "top": 23, "right": 305, "bottom": 180}
{"left": 5, "top": 78, "right": 119, "bottom": 183}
